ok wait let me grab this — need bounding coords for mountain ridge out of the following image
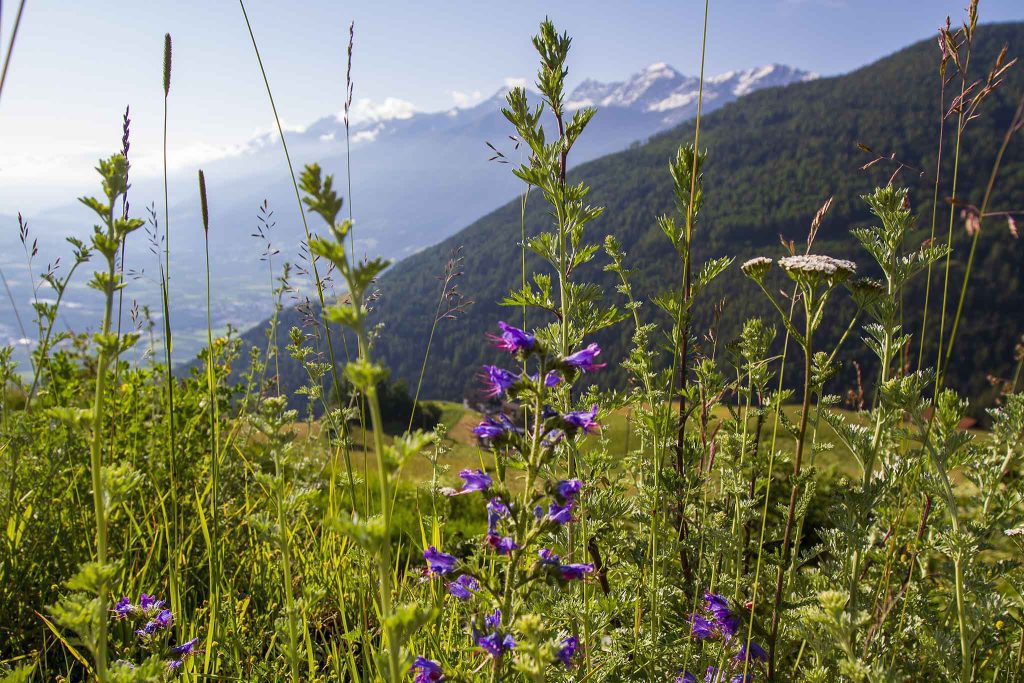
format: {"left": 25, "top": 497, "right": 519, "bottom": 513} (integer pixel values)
{"left": 229, "top": 22, "right": 1024, "bottom": 413}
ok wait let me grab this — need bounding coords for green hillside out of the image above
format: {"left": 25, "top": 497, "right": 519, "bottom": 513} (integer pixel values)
{"left": 242, "top": 22, "right": 1024, "bottom": 410}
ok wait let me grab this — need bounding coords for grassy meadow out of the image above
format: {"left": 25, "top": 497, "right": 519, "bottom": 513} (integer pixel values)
{"left": 2, "top": 3, "right": 1024, "bottom": 683}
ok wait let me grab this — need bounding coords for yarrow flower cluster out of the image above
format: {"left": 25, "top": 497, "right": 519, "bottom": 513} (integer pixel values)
{"left": 110, "top": 593, "right": 200, "bottom": 674}
{"left": 778, "top": 254, "right": 857, "bottom": 286}
{"left": 740, "top": 256, "right": 773, "bottom": 283}
{"left": 416, "top": 321, "right": 607, "bottom": 678}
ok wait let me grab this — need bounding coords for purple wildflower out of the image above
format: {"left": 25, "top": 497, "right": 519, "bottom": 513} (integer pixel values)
{"left": 718, "top": 611, "right": 740, "bottom": 641}
{"left": 477, "top": 632, "right": 516, "bottom": 658}
{"left": 562, "top": 343, "right": 606, "bottom": 373}
{"left": 704, "top": 592, "right": 731, "bottom": 620}
{"left": 558, "top": 563, "right": 594, "bottom": 581}
{"left": 541, "top": 429, "right": 565, "bottom": 447}
{"left": 538, "top": 548, "right": 560, "bottom": 564}
{"left": 556, "top": 636, "right": 579, "bottom": 666}
{"left": 675, "top": 673, "right": 697, "bottom": 683}
{"left": 488, "top": 321, "right": 535, "bottom": 353}
{"left": 486, "top": 497, "right": 510, "bottom": 535}
{"left": 547, "top": 501, "right": 574, "bottom": 525}
{"left": 138, "top": 593, "right": 163, "bottom": 612}
{"left": 170, "top": 638, "right": 199, "bottom": 657}
{"left": 734, "top": 641, "right": 769, "bottom": 666}
{"left": 411, "top": 656, "right": 445, "bottom": 682}
{"left": 113, "top": 596, "right": 133, "bottom": 619}
{"left": 691, "top": 614, "right": 716, "bottom": 640}
{"left": 544, "top": 371, "right": 562, "bottom": 388}
{"left": 473, "top": 416, "right": 507, "bottom": 439}
{"left": 564, "top": 405, "right": 600, "bottom": 434}
{"left": 167, "top": 660, "right": 183, "bottom": 672}
{"left": 136, "top": 608, "right": 174, "bottom": 636}
{"left": 423, "top": 546, "right": 457, "bottom": 576}
{"left": 485, "top": 608, "right": 502, "bottom": 629}
{"left": 730, "top": 675, "right": 754, "bottom": 683}
{"left": 445, "top": 574, "right": 479, "bottom": 600}
{"left": 486, "top": 533, "right": 518, "bottom": 555}
{"left": 451, "top": 468, "right": 491, "bottom": 495}
{"left": 556, "top": 479, "right": 583, "bottom": 503}
{"left": 480, "top": 365, "right": 518, "bottom": 398}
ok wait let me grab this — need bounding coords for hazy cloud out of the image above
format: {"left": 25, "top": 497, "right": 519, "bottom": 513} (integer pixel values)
{"left": 349, "top": 97, "right": 417, "bottom": 123}
{"left": 450, "top": 89, "right": 483, "bottom": 108}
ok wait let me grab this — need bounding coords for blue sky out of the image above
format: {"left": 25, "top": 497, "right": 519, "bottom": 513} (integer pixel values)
{"left": 1, "top": 0, "right": 1022, "bottom": 209}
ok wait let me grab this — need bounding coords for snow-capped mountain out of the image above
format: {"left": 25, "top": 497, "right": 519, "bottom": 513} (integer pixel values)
{"left": 1, "top": 62, "right": 814, "bottom": 362}
{"left": 566, "top": 62, "right": 816, "bottom": 125}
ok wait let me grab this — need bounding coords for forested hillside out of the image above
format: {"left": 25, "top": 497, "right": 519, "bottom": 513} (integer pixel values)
{"left": 239, "top": 22, "right": 1024, "bottom": 411}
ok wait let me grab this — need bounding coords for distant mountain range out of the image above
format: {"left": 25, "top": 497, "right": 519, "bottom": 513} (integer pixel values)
{"left": 0, "top": 61, "right": 813, "bottom": 365}
{"left": 232, "top": 22, "right": 1023, "bottom": 413}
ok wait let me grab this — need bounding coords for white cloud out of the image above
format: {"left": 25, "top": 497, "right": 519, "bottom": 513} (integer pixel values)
{"left": 450, "top": 89, "right": 483, "bottom": 108}
{"left": 352, "top": 123, "right": 384, "bottom": 144}
{"left": 348, "top": 97, "right": 417, "bottom": 124}
{"left": 503, "top": 76, "right": 528, "bottom": 89}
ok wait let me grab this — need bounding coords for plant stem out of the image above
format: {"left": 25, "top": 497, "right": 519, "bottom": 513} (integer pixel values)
{"left": 768, "top": 305, "right": 814, "bottom": 680}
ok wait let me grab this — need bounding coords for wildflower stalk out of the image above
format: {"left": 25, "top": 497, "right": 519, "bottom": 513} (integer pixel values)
{"left": 158, "top": 34, "right": 181, "bottom": 617}
{"left": 81, "top": 154, "right": 143, "bottom": 682}
{"left": 935, "top": 11, "right": 974, "bottom": 386}
{"left": 0, "top": 0, "right": 27, "bottom": 105}
{"left": 239, "top": 0, "right": 355, "bottom": 512}
{"left": 941, "top": 94, "right": 1024, "bottom": 381}
{"left": 767, "top": 307, "right": 813, "bottom": 678}
{"left": 916, "top": 44, "right": 949, "bottom": 372}
{"left": 199, "top": 170, "right": 221, "bottom": 652}
{"left": 299, "top": 164, "right": 404, "bottom": 682}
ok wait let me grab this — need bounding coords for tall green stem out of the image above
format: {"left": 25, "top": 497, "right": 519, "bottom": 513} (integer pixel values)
{"left": 768, "top": 306, "right": 814, "bottom": 680}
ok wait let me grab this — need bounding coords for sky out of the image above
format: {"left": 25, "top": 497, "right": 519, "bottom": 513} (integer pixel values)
{"left": 1, "top": 0, "right": 1022, "bottom": 211}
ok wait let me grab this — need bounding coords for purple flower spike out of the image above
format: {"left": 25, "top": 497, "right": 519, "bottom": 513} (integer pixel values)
{"left": 480, "top": 366, "right": 518, "bottom": 398}
{"left": 734, "top": 641, "right": 769, "bottom": 666}
{"left": 558, "top": 563, "right": 594, "bottom": 581}
{"left": 412, "top": 656, "right": 445, "bottom": 682}
{"left": 556, "top": 479, "right": 583, "bottom": 503}
{"left": 563, "top": 343, "right": 606, "bottom": 373}
{"left": 690, "top": 613, "right": 716, "bottom": 640}
{"left": 445, "top": 574, "right": 479, "bottom": 600}
{"left": 167, "top": 659, "right": 183, "bottom": 672}
{"left": 477, "top": 631, "right": 516, "bottom": 658}
{"left": 556, "top": 636, "right": 579, "bottom": 666}
{"left": 423, "top": 546, "right": 457, "bottom": 576}
{"left": 486, "top": 533, "right": 518, "bottom": 555}
{"left": 675, "top": 673, "right": 697, "bottom": 683}
{"left": 452, "top": 468, "right": 492, "bottom": 495}
{"left": 730, "top": 675, "right": 754, "bottom": 683}
{"left": 170, "top": 637, "right": 199, "bottom": 657}
{"left": 564, "top": 405, "right": 600, "bottom": 434}
{"left": 488, "top": 321, "right": 535, "bottom": 353}
{"left": 547, "top": 501, "right": 574, "bottom": 525}
{"left": 485, "top": 608, "right": 502, "bottom": 629}
{"left": 544, "top": 371, "right": 563, "bottom": 388}
{"left": 113, "top": 596, "right": 133, "bottom": 619}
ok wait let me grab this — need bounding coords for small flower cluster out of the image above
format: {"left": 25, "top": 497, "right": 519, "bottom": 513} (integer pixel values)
{"left": 415, "top": 322, "right": 603, "bottom": 678}
{"left": 778, "top": 254, "right": 856, "bottom": 286}
{"left": 686, "top": 592, "right": 768, "bottom": 681}
{"left": 111, "top": 593, "right": 199, "bottom": 674}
